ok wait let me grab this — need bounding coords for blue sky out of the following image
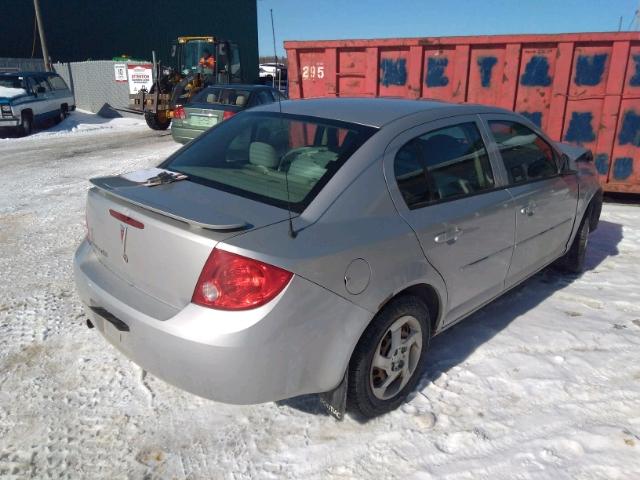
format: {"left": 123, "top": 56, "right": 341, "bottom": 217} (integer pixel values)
{"left": 257, "top": 0, "right": 639, "bottom": 56}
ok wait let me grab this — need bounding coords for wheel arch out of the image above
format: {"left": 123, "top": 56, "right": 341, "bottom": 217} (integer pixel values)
{"left": 387, "top": 283, "right": 442, "bottom": 336}
{"left": 358, "top": 282, "right": 444, "bottom": 354}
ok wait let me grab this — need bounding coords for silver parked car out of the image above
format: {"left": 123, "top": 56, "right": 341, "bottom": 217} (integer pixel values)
{"left": 74, "top": 98, "right": 602, "bottom": 418}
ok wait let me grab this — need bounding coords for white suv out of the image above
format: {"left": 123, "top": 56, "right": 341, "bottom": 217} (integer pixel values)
{"left": 0, "top": 71, "right": 76, "bottom": 136}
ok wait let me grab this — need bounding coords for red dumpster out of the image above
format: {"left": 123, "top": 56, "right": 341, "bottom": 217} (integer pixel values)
{"left": 285, "top": 32, "right": 640, "bottom": 193}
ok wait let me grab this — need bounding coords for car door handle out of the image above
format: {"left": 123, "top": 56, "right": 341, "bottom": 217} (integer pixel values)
{"left": 520, "top": 202, "right": 537, "bottom": 216}
{"left": 434, "top": 227, "right": 463, "bottom": 244}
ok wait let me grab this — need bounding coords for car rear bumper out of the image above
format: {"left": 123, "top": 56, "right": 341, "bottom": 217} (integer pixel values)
{"left": 73, "top": 239, "right": 372, "bottom": 404}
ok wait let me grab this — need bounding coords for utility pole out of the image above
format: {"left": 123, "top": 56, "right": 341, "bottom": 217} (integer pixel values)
{"left": 33, "top": 0, "right": 51, "bottom": 71}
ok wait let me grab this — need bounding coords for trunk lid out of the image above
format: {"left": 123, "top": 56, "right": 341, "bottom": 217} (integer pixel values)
{"left": 86, "top": 170, "right": 288, "bottom": 309}
{"left": 178, "top": 104, "right": 242, "bottom": 130}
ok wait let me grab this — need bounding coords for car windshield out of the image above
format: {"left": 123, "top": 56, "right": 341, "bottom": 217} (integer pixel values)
{"left": 182, "top": 40, "right": 214, "bottom": 74}
{"left": 162, "top": 112, "right": 377, "bottom": 212}
{"left": 0, "top": 76, "right": 27, "bottom": 90}
{"left": 190, "top": 88, "right": 252, "bottom": 106}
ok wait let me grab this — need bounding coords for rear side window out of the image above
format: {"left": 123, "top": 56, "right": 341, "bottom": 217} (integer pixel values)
{"left": 394, "top": 122, "right": 495, "bottom": 208}
{"left": 48, "top": 75, "right": 69, "bottom": 91}
{"left": 163, "top": 112, "right": 377, "bottom": 212}
{"left": 488, "top": 121, "right": 558, "bottom": 184}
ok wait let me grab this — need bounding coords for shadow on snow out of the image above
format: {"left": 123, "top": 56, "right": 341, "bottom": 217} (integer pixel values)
{"left": 280, "top": 219, "right": 624, "bottom": 419}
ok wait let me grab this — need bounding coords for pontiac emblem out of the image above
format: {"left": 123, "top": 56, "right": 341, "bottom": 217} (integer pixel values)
{"left": 120, "top": 224, "right": 129, "bottom": 263}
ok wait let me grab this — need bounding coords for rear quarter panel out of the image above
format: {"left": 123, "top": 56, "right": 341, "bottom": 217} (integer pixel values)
{"left": 556, "top": 142, "right": 602, "bottom": 236}
{"left": 221, "top": 156, "right": 448, "bottom": 329}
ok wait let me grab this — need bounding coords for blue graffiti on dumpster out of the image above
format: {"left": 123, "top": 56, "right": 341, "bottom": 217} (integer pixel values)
{"left": 520, "top": 56, "right": 552, "bottom": 86}
{"left": 426, "top": 57, "right": 449, "bottom": 87}
{"left": 565, "top": 112, "right": 596, "bottom": 144}
{"left": 477, "top": 56, "right": 498, "bottom": 88}
{"left": 575, "top": 54, "right": 607, "bottom": 86}
{"left": 380, "top": 58, "right": 407, "bottom": 87}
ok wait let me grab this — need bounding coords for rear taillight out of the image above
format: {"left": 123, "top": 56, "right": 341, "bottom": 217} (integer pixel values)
{"left": 192, "top": 249, "right": 292, "bottom": 311}
{"left": 223, "top": 110, "right": 235, "bottom": 121}
{"left": 109, "top": 209, "right": 144, "bottom": 229}
{"left": 173, "top": 106, "right": 186, "bottom": 120}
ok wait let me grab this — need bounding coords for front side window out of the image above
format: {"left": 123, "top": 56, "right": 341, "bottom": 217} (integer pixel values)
{"left": 394, "top": 122, "right": 495, "bottom": 208}
{"left": 488, "top": 120, "right": 558, "bottom": 184}
{"left": 229, "top": 43, "right": 242, "bottom": 80}
{"left": 163, "top": 112, "right": 377, "bottom": 212}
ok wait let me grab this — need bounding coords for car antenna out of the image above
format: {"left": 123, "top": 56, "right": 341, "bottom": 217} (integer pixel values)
{"left": 271, "top": 8, "right": 297, "bottom": 238}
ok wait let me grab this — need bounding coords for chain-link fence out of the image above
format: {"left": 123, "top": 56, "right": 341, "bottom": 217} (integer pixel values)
{"left": 0, "top": 58, "right": 45, "bottom": 73}
{"left": 53, "top": 60, "right": 143, "bottom": 116}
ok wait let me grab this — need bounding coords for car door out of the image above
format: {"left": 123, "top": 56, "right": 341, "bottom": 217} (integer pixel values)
{"left": 481, "top": 115, "right": 579, "bottom": 287}
{"left": 30, "top": 75, "right": 54, "bottom": 119}
{"left": 384, "top": 115, "right": 515, "bottom": 325}
{"left": 48, "top": 74, "right": 73, "bottom": 108}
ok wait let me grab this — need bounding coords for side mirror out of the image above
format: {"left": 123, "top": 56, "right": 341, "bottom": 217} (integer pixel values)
{"left": 560, "top": 153, "right": 576, "bottom": 175}
{"left": 37, "top": 86, "right": 46, "bottom": 94}
{"left": 575, "top": 151, "right": 594, "bottom": 163}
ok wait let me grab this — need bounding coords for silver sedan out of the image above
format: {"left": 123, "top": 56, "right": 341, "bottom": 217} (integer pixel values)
{"left": 74, "top": 98, "right": 602, "bottom": 418}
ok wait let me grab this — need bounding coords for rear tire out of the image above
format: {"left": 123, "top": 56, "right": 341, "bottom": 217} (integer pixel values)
{"left": 144, "top": 112, "right": 170, "bottom": 131}
{"left": 56, "top": 104, "right": 68, "bottom": 124}
{"left": 19, "top": 112, "right": 33, "bottom": 137}
{"left": 347, "top": 295, "right": 430, "bottom": 418}
{"left": 558, "top": 211, "right": 590, "bottom": 273}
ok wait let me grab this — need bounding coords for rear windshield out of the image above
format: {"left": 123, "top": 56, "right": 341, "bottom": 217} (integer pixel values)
{"left": 0, "top": 76, "right": 27, "bottom": 90}
{"left": 190, "top": 88, "right": 252, "bottom": 106}
{"left": 162, "top": 112, "right": 377, "bottom": 212}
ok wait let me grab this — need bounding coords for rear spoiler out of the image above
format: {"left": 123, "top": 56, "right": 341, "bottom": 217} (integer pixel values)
{"left": 89, "top": 175, "right": 250, "bottom": 231}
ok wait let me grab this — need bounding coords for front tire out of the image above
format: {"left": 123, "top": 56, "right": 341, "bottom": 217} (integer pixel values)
{"left": 347, "top": 295, "right": 431, "bottom": 418}
{"left": 19, "top": 112, "right": 33, "bottom": 137}
{"left": 558, "top": 211, "right": 590, "bottom": 273}
{"left": 56, "top": 104, "right": 68, "bottom": 124}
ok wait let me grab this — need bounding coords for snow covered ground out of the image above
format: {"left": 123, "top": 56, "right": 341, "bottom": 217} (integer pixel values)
{"left": 0, "top": 109, "right": 146, "bottom": 141}
{"left": 0, "top": 112, "right": 639, "bottom": 479}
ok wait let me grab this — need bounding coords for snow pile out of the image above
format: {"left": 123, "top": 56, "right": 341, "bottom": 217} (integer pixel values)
{"left": 0, "top": 110, "right": 148, "bottom": 141}
{"left": 39, "top": 109, "right": 147, "bottom": 137}
{"left": 0, "top": 86, "right": 27, "bottom": 99}
{"left": 0, "top": 129, "right": 639, "bottom": 479}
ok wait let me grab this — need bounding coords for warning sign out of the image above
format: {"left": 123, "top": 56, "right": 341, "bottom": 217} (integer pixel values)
{"left": 114, "top": 64, "right": 127, "bottom": 82}
{"left": 127, "top": 64, "right": 154, "bottom": 94}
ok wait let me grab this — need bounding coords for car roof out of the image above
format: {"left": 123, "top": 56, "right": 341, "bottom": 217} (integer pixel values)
{"left": 252, "top": 97, "right": 509, "bottom": 128}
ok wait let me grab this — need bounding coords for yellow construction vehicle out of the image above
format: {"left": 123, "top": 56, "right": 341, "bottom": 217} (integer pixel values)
{"left": 130, "top": 36, "right": 244, "bottom": 130}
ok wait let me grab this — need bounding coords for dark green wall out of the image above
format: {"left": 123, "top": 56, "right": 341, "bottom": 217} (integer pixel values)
{"left": 1, "top": 0, "right": 259, "bottom": 82}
